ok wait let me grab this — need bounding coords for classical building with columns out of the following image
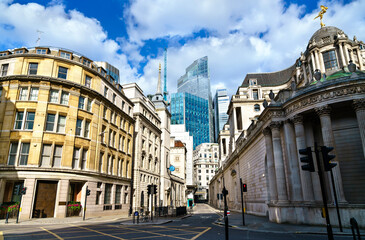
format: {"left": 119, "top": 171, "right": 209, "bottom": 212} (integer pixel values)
{"left": 209, "top": 26, "right": 365, "bottom": 227}
{"left": 0, "top": 47, "right": 134, "bottom": 220}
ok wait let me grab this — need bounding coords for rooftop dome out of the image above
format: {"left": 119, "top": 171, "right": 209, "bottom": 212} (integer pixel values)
{"left": 308, "top": 26, "right": 346, "bottom": 48}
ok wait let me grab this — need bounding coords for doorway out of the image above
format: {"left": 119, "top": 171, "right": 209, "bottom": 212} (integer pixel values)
{"left": 32, "top": 181, "right": 58, "bottom": 218}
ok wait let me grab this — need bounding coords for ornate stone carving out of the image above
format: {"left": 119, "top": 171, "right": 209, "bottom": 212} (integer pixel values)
{"left": 269, "top": 121, "right": 282, "bottom": 130}
{"left": 315, "top": 105, "right": 331, "bottom": 116}
{"left": 291, "top": 114, "right": 303, "bottom": 125}
{"left": 262, "top": 128, "right": 271, "bottom": 136}
{"left": 353, "top": 99, "right": 365, "bottom": 111}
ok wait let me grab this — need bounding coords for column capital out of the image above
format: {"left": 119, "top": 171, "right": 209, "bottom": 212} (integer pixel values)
{"left": 315, "top": 105, "right": 331, "bottom": 116}
{"left": 291, "top": 114, "right": 303, "bottom": 125}
{"left": 353, "top": 99, "right": 365, "bottom": 111}
{"left": 263, "top": 128, "right": 272, "bottom": 136}
{"left": 283, "top": 119, "right": 292, "bottom": 125}
{"left": 269, "top": 121, "right": 282, "bottom": 130}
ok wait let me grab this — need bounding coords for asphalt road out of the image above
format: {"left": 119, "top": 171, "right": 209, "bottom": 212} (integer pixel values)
{"left": 0, "top": 204, "right": 356, "bottom": 240}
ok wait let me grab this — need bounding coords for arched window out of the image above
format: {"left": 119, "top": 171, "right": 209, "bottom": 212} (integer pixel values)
{"left": 254, "top": 104, "right": 260, "bottom": 112}
{"left": 141, "top": 191, "right": 144, "bottom": 207}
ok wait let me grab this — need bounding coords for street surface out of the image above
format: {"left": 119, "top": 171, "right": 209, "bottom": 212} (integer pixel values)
{"left": 0, "top": 204, "right": 357, "bottom": 240}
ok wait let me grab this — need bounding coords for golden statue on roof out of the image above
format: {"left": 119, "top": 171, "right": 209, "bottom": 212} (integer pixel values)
{"left": 314, "top": 5, "right": 328, "bottom": 28}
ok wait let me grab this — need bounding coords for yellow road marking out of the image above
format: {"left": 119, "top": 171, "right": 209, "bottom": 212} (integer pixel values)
{"left": 70, "top": 224, "right": 126, "bottom": 240}
{"left": 191, "top": 227, "right": 211, "bottom": 240}
{"left": 153, "top": 225, "right": 202, "bottom": 234}
{"left": 0, "top": 231, "right": 4, "bottom": 240}
{"left": 40, "top": 227, "right": 64, "bottom": 240}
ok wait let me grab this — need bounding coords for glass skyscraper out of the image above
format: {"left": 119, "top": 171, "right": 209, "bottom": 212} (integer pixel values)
{"left": 213, "top": 88, "right": 229, "bottom": 142}
{"left": 176, "top": 56, "right": 214, "bottom": 143}
{"left": 170, "top": 92, "right": 209, "bottom": 149}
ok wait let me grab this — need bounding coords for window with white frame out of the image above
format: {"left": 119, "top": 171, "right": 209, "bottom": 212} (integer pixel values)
{"left": 249, "top": 79, "right": 257, "bottom": 86}
{"left": 86, "top": 99, "right": 92, "bottom": 112}
{"left": 53, "top": 145, "right": 63, "bottom": 167}
{"left": 103, "top": 107, "right": 107, "bottom": 119}
{"left": 60, "top": 91, "right": 69, "bottom": 105}
{"left": 85, "top": 75, "right": 91, "bottom": 88}
{"left": 14, "top": 111, "right": 35, "bottom": 130}
{"left": 72, "top": 147, "right": 80, "bottom": 169}
{"left": 28, "top": 63, "right": 38, "bottom": 75}
{"left": 1, "top": 64, "right": 9, "bottom": 76}
{"left": 49, "top": 89, "right": 59, "bottom": 103}
{"left": 60, "top": 51, "right": 71, "bottom": 59}
{"left": 18, "top": 86, "right": 39, "bottom": 101}
{"left": 115, "top": 185, "right": 122, "bottom": 204}
{"left": 104, "top": 86, "right": 108, "bottom": 98}
{"left": 40, "top": 144, "right": 52, "bottom": 167}
{"left": 36, "top": 49, "right": 47, "bottom": 54}
{"left": 84, "top": 120, "right": 90, "bottom": 138}
{"left": 76, "top": 119, "right": 82, "bottom": 136}
{"left": 78, "top": 96, "right": 85, "bottom": 109}
{"left": 101, "top": 126, "right": 106, "bottom": 144}
{"left": 45, "top": 113, "right": 66, "bottom": 133}
{"left": 106, "top": 154, "right": 111, "bottom": 174}
{"left": 81, "top": 149, "right": 87, "bottom": 170}
{"left": 8, "top": 142, "right": 30, "bottom": 166}
{"left": 99, "top": 152, "right": 104, "bottom": 172}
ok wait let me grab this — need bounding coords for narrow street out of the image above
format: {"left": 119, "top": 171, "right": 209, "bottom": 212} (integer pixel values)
{"left": 0, "top": 204, "right": 356, "bottom": 240}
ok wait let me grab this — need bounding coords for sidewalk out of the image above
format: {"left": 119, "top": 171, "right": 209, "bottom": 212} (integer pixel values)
{"left": 212, "top": 207, "right": 365, "bottom": 236}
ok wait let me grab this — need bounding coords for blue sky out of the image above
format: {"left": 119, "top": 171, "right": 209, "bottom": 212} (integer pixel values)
{"left": 0, "top": 0, "right": 363, "bottom": 96}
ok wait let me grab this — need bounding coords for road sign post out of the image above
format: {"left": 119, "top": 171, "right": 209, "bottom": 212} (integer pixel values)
{"left": 83, "top": 186, "right": 90, "bottom": 221}
{"left": 240, "top": 178, "right": 245, "bottom": 226}
{"left": 222, "top": 179, "right": 229, "bottom": 240}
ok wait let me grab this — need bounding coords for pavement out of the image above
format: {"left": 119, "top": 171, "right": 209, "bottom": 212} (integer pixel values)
{"left": 212, "top": 206, "right": 365, "bottom": 236}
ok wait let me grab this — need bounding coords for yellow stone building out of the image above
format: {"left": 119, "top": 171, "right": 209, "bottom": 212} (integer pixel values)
{"left": 0, "top": 47, "right": 134, "bottom": 219}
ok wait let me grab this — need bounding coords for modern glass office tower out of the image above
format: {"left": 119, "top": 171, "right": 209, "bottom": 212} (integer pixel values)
{"left": 170, "top": 92, "right": 209, "bottom": 149}
{"left": 177, "top": 56, "right": 213, "bottom": 143}
{"left": 213, "top": 88, "right": 229, "bottom": 142}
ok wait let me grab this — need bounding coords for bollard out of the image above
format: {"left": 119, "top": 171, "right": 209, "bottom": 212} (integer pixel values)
{"left": 350, "top": 218, "right": 361, "bottom": 240}
{"left": 137, "top": 214, "right": 139, "bottom": 224}
{"left": 5, "top": 211, "right": 9, "bottom": 224}
{"left": 133, "top": 214, "right": 135, "bottom": 224}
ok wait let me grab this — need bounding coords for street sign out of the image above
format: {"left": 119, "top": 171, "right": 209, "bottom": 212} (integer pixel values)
{"left": 134, "top": 211, "right": 139, "bottom": 216}
{"left": 227, "top": 211, "right": 230, "bottom": 216}
{"left": 169, "top": 165, "right": 175, "bottom": 171}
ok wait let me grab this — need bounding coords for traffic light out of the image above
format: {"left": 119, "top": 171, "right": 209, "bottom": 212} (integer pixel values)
{"left": 20, "top": 187, "right": 27, "bottom": 195}
{"left": 321, "top": 146, "right": 337, "bottom": 171}
{"left": 147, "top": 185, "right": 152, "bottom": 195}
{"left": 299, "top": 147, "right": 315, "bottom": 172}
{"left": 153, "top": 185, "right": 157, "bottom": 194}
{"left": 222, "top": 187, "right": 228, "bottom": 196}
{"left": 86, "top": 187, "right": 91, "bottom": 196}
{"left": 242, "top": 183, "right": 247, "bottom": 192}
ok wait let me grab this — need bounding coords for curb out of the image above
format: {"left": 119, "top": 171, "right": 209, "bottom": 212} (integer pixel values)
{"left": 213, "top": 219, "right": 364, "bottom": 236}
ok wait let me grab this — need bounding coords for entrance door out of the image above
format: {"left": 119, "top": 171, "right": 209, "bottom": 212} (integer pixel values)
{"left": 32, "top": 181, "right": 58, "bottom": 218}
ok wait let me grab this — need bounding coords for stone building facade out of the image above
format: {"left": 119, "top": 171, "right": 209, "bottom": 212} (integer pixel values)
{"left": 0, "top": 47, "right": 134, "bottom": 219}
{"left": 122, "top": 83, "right": 161, "bottom": 212}
{"left": 169, "top": 139, "right": 186, "bottom": 207}
{"left": 210, "top": 26, "right": 365, "bottom": 227}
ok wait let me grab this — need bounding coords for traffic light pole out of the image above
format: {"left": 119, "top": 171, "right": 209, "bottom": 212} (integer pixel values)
{"left": 83, "top": 186, "right": 89, "bottom": 221}
{"left": 239, "top": 178, "right": 245, "bottom": 226}
{"left": 315, "top": 142, "right": 334, "bottom": 240}
{"left": 329, "top": 169, "right": 342, "bottom": 232}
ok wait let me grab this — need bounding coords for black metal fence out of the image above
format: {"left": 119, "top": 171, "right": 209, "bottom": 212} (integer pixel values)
{"left": 155, "top": 207, "right": 168, "bottom": 217}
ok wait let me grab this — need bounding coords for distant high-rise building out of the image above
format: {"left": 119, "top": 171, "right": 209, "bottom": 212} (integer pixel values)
{"left": 170, "top": 92, "right": 209, "bottom": 149}
{"left": 177, "top": 56, "right": 214, "bottom": 143}
{"left": 213, "top": 88, "right": 229, "bottom": 142}
{"left": 95, "top": 61, "right": 119, "bottom": 84}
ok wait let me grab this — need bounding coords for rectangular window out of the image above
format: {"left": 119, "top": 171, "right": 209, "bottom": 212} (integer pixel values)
{"left": 58, "top": 66, "right": 68, "bottom": 79}
{"left": 8, "top": 142, "right": 18, "bottom": 165}
{"left": 57, "top": 115, "right": 66, "bottom": 133}
{"left": 86, "top": 99, "right": 92, "bottom": 112}
{"left": 78, "top": 96, "right": 85, "bottom": 109}
{"left": 60, "top": 51, "right": 71, "bottom": 59}
{"left": 85, "top": 75, "right": 91, "bottom": 88}
{"left": 115, "top": 185, "right": 121, "bottom": 204}
{"left": 101, "top": 126, "right": 106, "bottom": 143}
{"left": 118, "top": 135, "right": 121, "bottom": 150}
{"left": 253, "top": 90, "right": 259, "bottom": 100}
{"left": 117, "top": 158, "right": 121, "bottom": 176}
{"left": 46, "top": 113, "right": 55, "bottom": 131}
{"left": 53, "top": 145, "right": 62, "bottom": 167}
{"left": 76, "top": 119, "right": 82, "bottom": 136}
{"left": 28, "top": 63, "right": 38, "bottom": 75}
{"left": 24, "top": 112, "right": 35, "bottom": 130}
{"left": 41, "top": 144, "right": 52, "bottom": 167}
{"left": 121, "top": 101, "right": 125, "bottom": 111}
{"left": 19, "top": 87, "right": 28, "bottom": 100}
{"left": 84, "top": 120, "right": 90, "bottom": 138}
{"left": 82, "top": 58, "right": 91, "bottom": 67}
{"left": 99, "top": 152, "right": 104, "bottom": 172}
{"left": 14, "top": 111, "right": 24, "bottom": 129}
{"left": 49, "top": 89, "right": 59, "bottom": 103}
{"left": 103, "top": 107, "right": 107, "bottom": 119}
{"left": 72, "top": 148, "right": 80, "bottom": 169}
{"left": 19, "top": 143, "right": 30, "bottom": 165}
{"left": 36, "top": 49, "right": 47, "bottom": 54}
{"left": 1, "top": 64, "right": 9, "bottom": 76}
{"left": 107, "top": 154, "right": 111, "bottom": 174}
{"left": 104, "top": 87, "right": 108, "bottom": 97}
{"left": 29, "top": 87, "right": 39, "bottom": 101}
{"left": 127, "top": 139, "right": 130, "bottom": 154}
{"left": 81, "top": 149, "right": 87, "bottom": 170}
{"left": 60, "top": 91, "right": 69, "bottom": 105}
{"left": 104, "top": 184, "right": 112, "bottom": 204}
{"left": 112, "top": 93, "right": 116, "bottom": 104}
{"left": 122, "top": 136, "right": 125, "bottom": 152}
{"left": 323, "top": 50, "right": 338, "bottom": 70}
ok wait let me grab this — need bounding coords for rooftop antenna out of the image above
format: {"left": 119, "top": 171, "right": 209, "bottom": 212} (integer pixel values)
{"left": 36, "top": 30, "right": 44, "bottom": 46}
{"left": 163, "top": 48, "right": 168, "bottom": 101}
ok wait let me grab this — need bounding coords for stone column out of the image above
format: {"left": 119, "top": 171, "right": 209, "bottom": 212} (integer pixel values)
{"left": 353, "top": 99, "right": 365, "bottom": 158}
{"left": 318, "top": 50, "right": 326, "bottom": 73}
{"left": 270, "top": 121, "right": 288, "bottom": 202}
{"left": 263, "top": 128, "right": 278, "bottom": 202}
{"left": 292, "top": 115, "right": 314, "bottom": 202}
{"left": 283, "top": 120, "right": 303, "bottom": 201}
{"left": 338, "top": 43, "right": 345, "bottom": 67}
{"left": 356, "top": 49, "right": 363, "bottom": 70}
{"left": 302, "top": 63, "right": 308, "bottom": 84}
{"left": 344, "top": 45, "right": 350, "bottom": 64}
{"left": 311, "top": 52, "right": 316, "bottom": 70}
{"left": 315, "top": 50, "right": 321, "bottom": 72}
{"left": 315, "top": 105, "right": 346, "bottom": 203}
